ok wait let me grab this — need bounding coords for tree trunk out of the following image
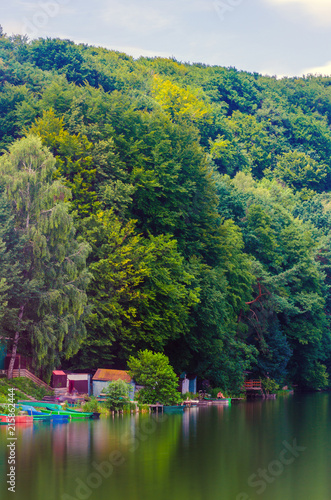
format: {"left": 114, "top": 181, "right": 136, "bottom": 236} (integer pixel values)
{"left": 7, "top": 305, "right": 24, "bottom": 379}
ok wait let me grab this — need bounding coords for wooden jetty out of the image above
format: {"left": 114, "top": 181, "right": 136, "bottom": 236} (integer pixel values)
{"left": 148, "top": 404, "right": 164, "bottom": 413}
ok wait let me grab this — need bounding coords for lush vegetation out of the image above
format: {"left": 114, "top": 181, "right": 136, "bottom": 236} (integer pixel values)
{"left": 1, "top": 30, "right": 331, "bottom": 392}
{"left": 102, "top": 379, "right": 131, "bottom": 411}
{"left": 128, "top": 350, "right": 181, "bottom": 405}
{"left": 0, "top": 376, "right": 53, "bottom": 411}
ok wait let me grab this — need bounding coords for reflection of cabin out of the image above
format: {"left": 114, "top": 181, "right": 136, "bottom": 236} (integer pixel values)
{"left": 244, "top": 379, "right": 263, "bottom": 398}
{"left": 92, "top": 369, "right": 135, "bottom": 399}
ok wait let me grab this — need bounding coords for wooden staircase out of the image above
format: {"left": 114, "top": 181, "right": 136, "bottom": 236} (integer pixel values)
{"left": 10, "top": 369, "right": 52, "bottom": 392}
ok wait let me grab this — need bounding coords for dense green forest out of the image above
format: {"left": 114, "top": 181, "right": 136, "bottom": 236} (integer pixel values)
{"left": 1, "top": 29, "right": 331, "bottom": 392}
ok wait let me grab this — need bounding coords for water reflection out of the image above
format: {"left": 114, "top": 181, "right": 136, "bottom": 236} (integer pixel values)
{"left": 0, "top": 395, "right": 330, "bottom": 500}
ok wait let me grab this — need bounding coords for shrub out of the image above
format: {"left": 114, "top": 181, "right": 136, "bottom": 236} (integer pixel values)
{"left": 128, "top": 350, "right": 181, "bottom": 405}
{"left": 261, "top": 378, "right": 279, "bottom": 395}
{"left": 82, "top": 396, "right": 100, "bottom": 413}
{"left": 103, "top": 379, "right": 131, "bottom": 412}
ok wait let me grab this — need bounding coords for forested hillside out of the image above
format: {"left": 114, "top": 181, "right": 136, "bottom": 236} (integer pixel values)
{"left": 1, "top": 31, "right": 331, "bottom": 392}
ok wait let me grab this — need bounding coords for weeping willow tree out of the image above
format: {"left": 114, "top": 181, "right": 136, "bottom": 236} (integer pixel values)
{"left": 0, "top": 135, "right": 90, "bottom": 380}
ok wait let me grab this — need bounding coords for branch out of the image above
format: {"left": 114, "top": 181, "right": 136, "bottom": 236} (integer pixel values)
{"left": 245, "top": 280, "right": 263, "bottom": 305}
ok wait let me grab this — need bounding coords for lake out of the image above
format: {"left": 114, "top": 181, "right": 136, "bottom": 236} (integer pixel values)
{"left": 1, "top": 393, "right": 330, "bottom": 500}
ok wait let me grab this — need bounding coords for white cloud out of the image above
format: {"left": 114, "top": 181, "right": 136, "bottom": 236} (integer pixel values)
{"left": 302, "top": 60, "right": 331, "bottom": 76}
{"left": 266, "top": 0, "right": 331, "bottom": 24}
{"left": 105, "top": 45, "right": 173, "bottom": 59}
{"left": 101, "top": 0, "right": 214, "bottom": 36}
{"left": 102, "top": 1, "right": 175, "bottom": 35}
{"left": 1, "top": 21, "right": 26, "bottom": 36}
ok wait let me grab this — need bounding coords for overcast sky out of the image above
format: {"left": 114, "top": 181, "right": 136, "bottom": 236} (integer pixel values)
{"left": 2, "top": 0, "right": 331, "bottom": 77}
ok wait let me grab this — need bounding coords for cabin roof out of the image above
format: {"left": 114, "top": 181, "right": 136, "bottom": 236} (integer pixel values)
{"left": 92, "top": 369, "right": 132, "bottom": 383}
{"left": 52, "top": 370, "right": 66, "bottom": 376}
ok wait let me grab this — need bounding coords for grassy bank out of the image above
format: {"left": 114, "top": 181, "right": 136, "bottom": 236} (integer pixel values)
{"left": 0, "top": 377, "right": 53, "bottom": 401}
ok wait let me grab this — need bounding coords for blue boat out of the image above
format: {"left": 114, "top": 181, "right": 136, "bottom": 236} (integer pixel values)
{"left": 15, "top": 405, "right": 67, "bottom": 422}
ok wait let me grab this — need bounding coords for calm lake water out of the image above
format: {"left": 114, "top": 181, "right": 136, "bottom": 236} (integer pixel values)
{"left": 1, "top": 394, "right": 331, "bottom": 500}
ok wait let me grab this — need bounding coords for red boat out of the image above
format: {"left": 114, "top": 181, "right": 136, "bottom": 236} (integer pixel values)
{"left": 0, "top": 414, "right": 34, "bottom": 424}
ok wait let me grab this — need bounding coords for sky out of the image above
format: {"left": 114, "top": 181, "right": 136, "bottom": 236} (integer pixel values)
{"left": 2, "top": 0, "right": 331, "bottom": 77}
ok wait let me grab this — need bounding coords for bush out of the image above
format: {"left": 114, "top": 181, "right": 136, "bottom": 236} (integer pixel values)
{"left": 82, "top": 396, "right": 100, "bottom": 413}
{"left": 261, "top": 378, "right": 279, "bottom": 395}
{"left": 138, "top": 403, "right": 149, "bottom": 413}
{"left": 103, "top": 379, "right": 131, "bottom": 412}
{"left": 182, "top": 392, "right": 199, "bottom": 400}
{"left": 128, "top": 350, "right": 181, "bottom": 405}
{"left": 210, "top": 387, "right": 225, "bottom": 398}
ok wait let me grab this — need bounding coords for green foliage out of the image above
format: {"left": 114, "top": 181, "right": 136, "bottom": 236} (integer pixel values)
{"left": 0, "top": 135, "right": 90, "bottom": 379}
{"left": 1, "top": 33, "right": 331, "bottom": 390}
{"left": 269, "top": 151, "right": 329, "bottom": 192}
{"left": 82, "top": 396, "right": 101, "bottom": 413}
{"left": 0, "top": 376, "right": 52, "bottom": 401}
{"left": 128, "top": 350, "right": 181, "bottom": 405}
{"left": 27, "top": 109, "right": 99, "bottom": 217}
{"left": 7, "top": 377, "right": 52, "bottom": 400}
{"left": 73, "top": 210, "right": 198, "bottom": 367}
{"left": 103, "top": 379, "right": 131, "bottom": 411}
{"left": 261, "top": 378, "right": 280, "bottom": 395}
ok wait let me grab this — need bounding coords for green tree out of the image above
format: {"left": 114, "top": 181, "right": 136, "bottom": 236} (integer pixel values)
{"left": 28, "top": 109, "right": 99, "bottom": 217}
{"left": 103, "top": 379, "right": 131, "bottom": 411}
{"left": 0, "top": 135, "right": 90, "bottom": 380}
{"left": 270, "top": 150, "right": 329, "bottom": 192}
{"left": 128, "top": 350, "right": 181, "bottom": 405}
{"left": 72, "top": 210, "right": 198, "bottom": 368}
{"left": 0, "top": 191, "right": 25, "bottom": 349}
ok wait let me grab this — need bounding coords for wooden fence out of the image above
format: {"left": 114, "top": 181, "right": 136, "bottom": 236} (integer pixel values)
{"left": 244, "top": 379, "right": 262, "bottom": 390}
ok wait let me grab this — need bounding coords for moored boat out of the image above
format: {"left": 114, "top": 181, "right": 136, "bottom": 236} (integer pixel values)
{"left": 163, "top": 405, "right": 185, "bottom": 413}
{"left": 0, "top": 414, "right": 34, "bottom": 424}
{"left": 18, "top": 401, "right": 93, "bottom": 419}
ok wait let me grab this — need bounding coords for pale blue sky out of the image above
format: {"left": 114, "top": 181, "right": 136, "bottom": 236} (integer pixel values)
{"left": 2, "top": 0, "right": 331, "bottom": 77}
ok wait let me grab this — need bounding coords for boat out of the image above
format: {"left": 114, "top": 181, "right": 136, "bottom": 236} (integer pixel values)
{"left": 38, "top": 408, "right": 93, "bottom": 419}
{"left": 18, "top": 401, "right": 63, "bottom": 410}
{"left": 18, "top": 401, "right": 93, "bottom": 419}
{"left": 211, "top": 398, "right": 231, "bottom": 405}
{"left": 0, "top": 414, "right": 34, "bottom": 424}
{"left": 52, "top": 414, "right": 69, "bottom": 423}
{"left": 163, "top": 405, "right": 185, "bottom": 413}
{"left": 201, "top": 398, "right": 231, "bottom": 405}
{"left": 16, "top": 405, "right": 52, "bottom": 421}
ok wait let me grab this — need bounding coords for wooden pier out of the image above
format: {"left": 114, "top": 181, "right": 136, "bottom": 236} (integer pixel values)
{"left": 148, "top": 404, "right": 164, "bottom": 413}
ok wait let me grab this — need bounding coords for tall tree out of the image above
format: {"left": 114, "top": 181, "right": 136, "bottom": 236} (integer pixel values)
{"left": 0, "top": 135, "right": 90, "bottom": 380}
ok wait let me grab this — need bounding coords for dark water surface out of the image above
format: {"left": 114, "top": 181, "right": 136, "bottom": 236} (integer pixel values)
{"left": 1, "top": 394, "right": 331, "bottom": 500}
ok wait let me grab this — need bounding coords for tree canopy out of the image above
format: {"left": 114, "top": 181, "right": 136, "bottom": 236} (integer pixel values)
{"left": 1, "top": 32, "right": 331, "bottom": 390}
